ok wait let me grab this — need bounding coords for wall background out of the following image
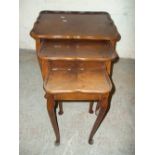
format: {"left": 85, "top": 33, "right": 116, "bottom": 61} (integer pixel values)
{"left": 19, "top": 0, "right": 134, "bottom": 58}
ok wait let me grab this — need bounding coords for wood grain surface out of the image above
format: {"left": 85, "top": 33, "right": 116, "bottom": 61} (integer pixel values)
{"left": 38, "top": 40, "right": 118, "bottom": 61}
{"left": 30, "top": 11, "right": 121, "bottom": 41}
{"left": 44, "top": 67, "right": 112, "bottom": 94}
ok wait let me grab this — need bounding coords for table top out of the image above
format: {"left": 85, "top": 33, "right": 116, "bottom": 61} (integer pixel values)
{"left": 38, "top": 40, "right": 117, "bottom": 61}
{"left": 44, "top": 66, "right": 112, "bottom": 94}
{"left": 30, "top": 10, "right": 120, "bottom": 41}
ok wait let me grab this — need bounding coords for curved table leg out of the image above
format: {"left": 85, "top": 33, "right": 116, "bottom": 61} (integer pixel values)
{"left": 89, "top": 101, "right": 94, "bottom": 114}
{"left": 88, "top": 96, "right": 109, "bottom": 144}
{"left": 47, "top": 95, "right": 60, "bottom": 145}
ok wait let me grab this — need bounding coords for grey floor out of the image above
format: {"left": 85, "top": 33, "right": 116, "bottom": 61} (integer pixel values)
{"left": 19, "top": 49, "right": 135, "bottom": 155}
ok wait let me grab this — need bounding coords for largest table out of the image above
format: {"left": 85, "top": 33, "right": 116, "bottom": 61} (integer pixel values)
{"left": 30, "top": 10, "right": 120, "bottom": 145}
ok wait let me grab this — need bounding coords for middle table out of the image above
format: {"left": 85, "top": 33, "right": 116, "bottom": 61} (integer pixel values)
{"left": 38, "top": 40, "right": 117, "bottom": 61}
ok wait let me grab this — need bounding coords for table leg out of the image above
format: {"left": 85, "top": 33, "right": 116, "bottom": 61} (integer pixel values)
{"left": 47, "top": 95, "right": 60, "bottom": 145}
{"left": 89, "top": 101, "right": 94, "bottom": 113}
{"left": 58, "top": 101, "right": 63, "bottom": 115}
{"left": 88, "top": 96, "right": 109, "bottom": 144}
{"left": 95, "top": 101, "right": 100, "bottom": 116}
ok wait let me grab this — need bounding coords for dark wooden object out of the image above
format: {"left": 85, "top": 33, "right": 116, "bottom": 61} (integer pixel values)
{"left": 30, "top": 10, "right": 120, "bottom": 145}
{"left": 31, "top": 11, "right": 120, "bottom": 41}
{"left": 38, "top": 40, "right": 117, "bottom": 61}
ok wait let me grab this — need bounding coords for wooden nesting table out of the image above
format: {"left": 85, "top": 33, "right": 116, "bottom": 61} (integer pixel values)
{"left": 30, "top": 11, "right": 120, "bottom": 145}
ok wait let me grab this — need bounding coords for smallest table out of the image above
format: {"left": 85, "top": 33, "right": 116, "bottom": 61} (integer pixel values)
{"left": 44, "top": 65, "right": 112, "bottom": 145}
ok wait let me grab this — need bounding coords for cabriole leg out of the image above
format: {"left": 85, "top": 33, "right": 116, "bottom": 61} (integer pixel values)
{"left": 88, "top": 96, "right": 109, "bottom": 144}
{"left": 47, "top": 95, "right": 60, "bottom": 145}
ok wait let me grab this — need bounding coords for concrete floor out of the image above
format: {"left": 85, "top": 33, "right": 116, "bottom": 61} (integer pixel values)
{"left": 19, "top": 49, "right": 135, "bottom": 155}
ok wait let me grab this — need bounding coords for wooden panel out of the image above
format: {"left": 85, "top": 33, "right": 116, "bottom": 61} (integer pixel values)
{"left": 38, "top": 40, "right": 117, "bottom": 61}
{"left": 30, "top": 11, "right": 121, "bottom": 41}
{"left": 54, "top": 93, "right": 103, "bottom": 100}
{"left": 44, "top": 67, "right": 112, "bottom": 94}
{"left": 49, "top": 60, "right": 106, "bottom": 70}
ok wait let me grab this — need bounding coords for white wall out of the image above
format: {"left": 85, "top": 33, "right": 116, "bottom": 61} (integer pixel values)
{"left": 19, "top": 0, "right": 135, "bottom": 58}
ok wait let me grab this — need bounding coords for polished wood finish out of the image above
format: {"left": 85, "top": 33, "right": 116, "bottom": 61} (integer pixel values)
{"left": 54, "top": 92, "right": 103, "bottom": 101}
{"left": 49, "top": 60, "right": 111, "bottom": 70}
{"left": 88, "top": 96, "right": 109, "bottom": 144}
{"left": 30, "top": 11, "right": 120, "bottom": 41}
{"left": 30, "top": 10, "right": 120, "bottom": 145}
{"left": 43, "top": 67, "right": 112, "bottom": 94}
{"left": 46, "top": 95, "right": 60, "bottom": 145}
{"left": 38, "top": 40, "right": 117, "bottom": 61}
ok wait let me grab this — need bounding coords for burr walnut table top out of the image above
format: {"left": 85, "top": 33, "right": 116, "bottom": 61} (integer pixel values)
{"left": 38, "top": 40, "right": 117, "bottom": 61}
{"left": 30, "top": 10, "right": 120, "bottom": 41}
